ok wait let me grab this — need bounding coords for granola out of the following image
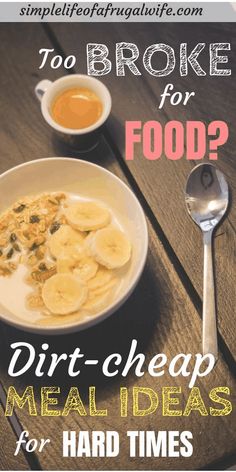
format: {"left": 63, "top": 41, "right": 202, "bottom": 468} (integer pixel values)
{"left": 0, "top": 192, "right": 65, "bottom": 309}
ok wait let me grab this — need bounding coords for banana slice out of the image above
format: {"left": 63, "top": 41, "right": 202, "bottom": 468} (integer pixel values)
{"left": 82, "top": 290, "right": 112, "bottom": 314}
{"left": 57, "top": 257, "right": 75, "bottom": 274}
{"left": 90, "top": 277, "right": 118, "bottom": 297}
{"left": 65, "top": 201, "right": 111, "bottom": 231}
{"left": 74, "top": 257, "right": 98, "bottom": 281}
{"left": 90, "top": 227, "right": 131, "bottom": 269}
{"left": 48, "top": 225, "right": 85, "bottom": 259}
{"left": 85, "top": 231, "right": 96, "bottom": 245}
{"left": 88, "top": 266, "right": 112, "bottom": 290}
{"left": 37, "top": 311, "right": 87, "bottom": 326}
{"left": 57, "top": 254, "right": 98, "bottom": 281}
{"left": 42, "top": 273, "right": 88, "bottom": 315}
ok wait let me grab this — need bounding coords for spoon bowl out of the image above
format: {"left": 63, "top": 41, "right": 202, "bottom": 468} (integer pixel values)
{"left": 185, "top": 163, "right": 229, "bottom": 232}
{"left": 185, "top": 163, "right": 229, "bottom": 360}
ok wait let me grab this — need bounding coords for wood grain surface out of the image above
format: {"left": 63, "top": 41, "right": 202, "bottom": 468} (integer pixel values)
{"left": 0, "top": 402, "right": 29, "bottom": 470}
{"left": 0, "top": 23, "right": 235, "bottom": 471}
{"left": 50, "top": 23, "right": 236, "bottom": 361}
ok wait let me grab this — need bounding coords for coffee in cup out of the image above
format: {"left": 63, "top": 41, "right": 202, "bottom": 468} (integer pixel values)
{"left": 35, "top": 75, "right": 112, "bottom": 151}
{"left": 51, "top": 87, "right": 103, "bottom": 130}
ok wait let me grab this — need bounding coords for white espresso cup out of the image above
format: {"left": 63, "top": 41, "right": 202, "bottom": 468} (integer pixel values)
{"left": 35, "top": 74, "right": 112, "bottom": 151}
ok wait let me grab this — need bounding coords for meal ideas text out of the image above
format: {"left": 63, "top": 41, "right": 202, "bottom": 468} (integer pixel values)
{"left": 38, "top": 43, "right": 231, "bottom": 161}
{"left": 4, "top": 339, "right": 232, "bottom": 419}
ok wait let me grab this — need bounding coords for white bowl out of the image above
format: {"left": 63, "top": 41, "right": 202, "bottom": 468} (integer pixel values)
{"left": 0, "top": 158, "right": 148, "bottom": 334}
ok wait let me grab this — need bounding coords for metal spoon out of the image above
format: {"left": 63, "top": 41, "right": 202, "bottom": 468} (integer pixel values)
{"left": 185, "top": 163, "right": 229, "bottom": 361}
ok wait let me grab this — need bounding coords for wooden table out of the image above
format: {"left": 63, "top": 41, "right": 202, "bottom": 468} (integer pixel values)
{"left": 0, "top": 23, "right": 235, "bottom": 470}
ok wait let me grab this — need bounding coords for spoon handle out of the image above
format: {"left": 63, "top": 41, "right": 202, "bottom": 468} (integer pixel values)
{"left": 202, "top": 230, "right": 218, "bottom": 361}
